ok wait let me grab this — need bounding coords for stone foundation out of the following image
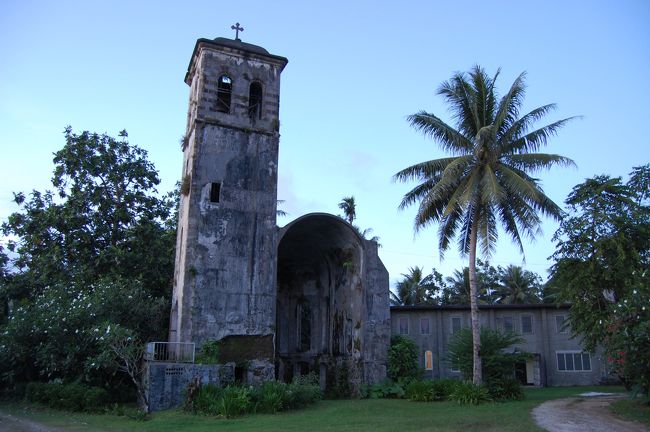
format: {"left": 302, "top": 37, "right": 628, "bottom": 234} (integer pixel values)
{"left": 143, "top": 362, "right": 234, "bottom": 412}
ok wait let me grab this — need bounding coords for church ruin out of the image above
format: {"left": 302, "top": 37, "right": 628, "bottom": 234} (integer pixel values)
{"left": 166, "top": 34, "right": 390, "bottom": 395}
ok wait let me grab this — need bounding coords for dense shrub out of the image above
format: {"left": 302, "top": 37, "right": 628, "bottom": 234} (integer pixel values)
{"left": 187, "top": 379, "right": 321, "bottom": 418}
{"left": 252, "top": 381, "right": 286, "bottom": 413}
{"left": 24, "top": 381, "right": 109, "bottom": 412}
{"left": 405, "top": 379, "right": 461, "bottom": 402}
{"left": 486, "top": 378, "right": 524, "bottom": 401}
{"left": 388, "top": 335, "right": 420, "bottom": 382}
{"left": 286, "top": 379, "right": 322, "bottom": 409}
{"left": 432, "top": 379, "right": 460, "bottom": 401}
{"left": 446, "top": 328, "right": 527, "bottom": 401}
{"left": 363, "top": 379, "right": 406, "bottom": 399}
{"left": 450, "top": 381, "right": 491, "bottom": 405}
{"left": 218, "top": 386, "right": 252, "bottom": 418}
{"left": 406, "top": 380, "right": 436, "bottom": 402}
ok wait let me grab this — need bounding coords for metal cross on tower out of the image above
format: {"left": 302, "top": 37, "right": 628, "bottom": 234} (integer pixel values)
{"left": 231, "top": 22, "right": 244, "bottom": 41}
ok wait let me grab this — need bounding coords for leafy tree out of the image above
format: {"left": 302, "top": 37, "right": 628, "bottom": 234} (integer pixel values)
{"left": 390, "top": 266, "right": 444, "bottom": 306}
{"left": 91, "top": 323, "right": 150, "bottom": 412}
{"left": 0, "top": 127, "right": 176, "bottom": 392}
{"left": 387, "top": 335, "right": 420, "bottom": 382}
{"left": 394, "top": 66, "right": 575, "bottom": 384}
{"left": 550, "top": 165, "right": 650, "bottom": 394}
{"left": 494, "top": 265, "right": 542, "bottom": 304}
{"left": 0, "top": 279, "right": 166, "bottom": 385}
{"left": 2, "top": 127, "right": 176, "bottom": 300}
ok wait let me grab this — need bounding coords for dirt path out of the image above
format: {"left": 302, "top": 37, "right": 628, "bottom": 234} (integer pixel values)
{"left": 0, "top": 410, "right": 64, "bottom": 432}
{"left": 532, "top": 394, "right": 649, "bottom": 432}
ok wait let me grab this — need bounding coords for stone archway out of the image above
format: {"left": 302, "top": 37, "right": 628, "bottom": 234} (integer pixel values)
{"left": 276, "top": 213, "right": 365, "bottom": 393}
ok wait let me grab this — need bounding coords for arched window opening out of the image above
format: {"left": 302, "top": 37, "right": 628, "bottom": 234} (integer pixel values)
{"left": 216, "top": 75, "right": 232, "bottom": 113}
{"left": 296, "top": 302, "right": 311, "bottom": 352}
{"left": 248, "top": 82, "right": 263, "bottom": 120}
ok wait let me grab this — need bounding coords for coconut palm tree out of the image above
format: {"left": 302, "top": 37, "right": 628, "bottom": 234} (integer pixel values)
{"left": 394, "top": 66, "right": 576, "bottom": 384}
{"left": 338, "top": 196, "right": 357, "bottom": 224}
{"left": 390, "top": 266, "right": 438, "bottom": 306}
{"left": 495, "top": 265, "right": 542, "bottom": 304}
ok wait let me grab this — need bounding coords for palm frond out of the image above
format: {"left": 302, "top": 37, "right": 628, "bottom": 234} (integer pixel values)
{"left": 407, "top": 112, "right": 473, "bottom": 154}
{"left": 505, "top": 117, "right": 579, "bottom": 154}
{"left": 393, "top": 156, "right": 460, "bottom": 183}
{"left": 502, "top": 154, "right": 576, "bottom": 173}
{"left": 493, "top": 72, "right": 526, "bottom": 139}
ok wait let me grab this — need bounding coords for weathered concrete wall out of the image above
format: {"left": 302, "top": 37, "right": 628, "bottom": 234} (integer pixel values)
{"left": 143, "top": 362, "right": 234, "bottom": 412}
{"left": 276, "top": 214, "right": 389, "bottom": 393}
{"left": 362, "top": 239, "right": 390, "bottom": 385}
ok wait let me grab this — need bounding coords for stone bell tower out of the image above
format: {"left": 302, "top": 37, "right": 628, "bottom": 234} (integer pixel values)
{"left": 169, "top": 31, "right": 288, "bottom": 379}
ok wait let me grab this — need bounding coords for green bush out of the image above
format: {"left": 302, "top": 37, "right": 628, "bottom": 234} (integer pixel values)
{"left": 196, "top": 340, "right": 220, "bottom": 364}
{"left": 486, "top": 378, "right": 523, "bottom": 401}
{"left": 406, "top": 380, "right": 436, "bottom": 402}
{"left": 405, "top": 379, "right": 461, "bottom": 402}
{"left": 24, "top": 381, "right": 110, "bottom": 412}
{"left": 188, "top": 380, "right": 320, "bottom": 417}
{"left": 388, "top": 335, "right": 420, "bottom": 382}
{"left": 252, "top": 381, "right": 286, "bottom": 413}
{"left": 286, "top": 381, "right": 322, "bottom": 409}
{"left": 432, "top": 379, "right": 460, "bottom": 401}
{"left": 56, "top": 383, "right": 88, "bottom": 411}
{"left": 450, "top": 381, "right": 491, "bottom": 405}
{"left": 218, "top": 386, "right": 252, "bottom": 418}
{"left": 189, "top": 384, "right": 223, "bottom": 415}
{"left": 365, "top": 379, "right": 406, "bottom": 399}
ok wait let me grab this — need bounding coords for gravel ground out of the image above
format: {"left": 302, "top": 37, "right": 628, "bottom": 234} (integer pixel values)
{"left": 532, "top": 395, "right": 649, "bottom": 432}
{"left": 0, "top": 410, "right": 64, "bottom": 432}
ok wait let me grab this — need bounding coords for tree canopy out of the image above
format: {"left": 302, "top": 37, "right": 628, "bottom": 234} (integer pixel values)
{"left": 0, "top": 127, "right": 177, "bottom": 390}
{"left": 550, "top": 165, "right": 650, "bottom": 395}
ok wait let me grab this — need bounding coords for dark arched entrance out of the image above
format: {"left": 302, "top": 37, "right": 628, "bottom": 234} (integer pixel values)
{"left": 276, "top": 213, "right": 365, "bottom": 392}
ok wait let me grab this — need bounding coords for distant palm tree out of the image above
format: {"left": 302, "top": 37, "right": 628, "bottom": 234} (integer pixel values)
{"left": 276, "top": 200, "right": 288, "bottom": 217}
{"left": 495, "top": 265, "right": 542, "bottom": 304}
{"left": 442, "top": 269, "right": 471, "bottom": 305}
{"left": 442, "top": 264, "right": 497, "bottom": 305}
{"left": 338, "top": 196, "right": 356, "bottom": 224}
{"left": 394, "top": 66, "right": 576, "bottom": 384}
{"left": 390, "top": 266, "right": 437, "bottom": 306}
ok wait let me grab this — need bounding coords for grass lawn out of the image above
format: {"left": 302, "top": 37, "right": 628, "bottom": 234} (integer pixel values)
{"left": 0, "top": 385, "right": 633, "bottom": 432}
{"left": 611, "top": 398, "right": 650, "bottom": 426}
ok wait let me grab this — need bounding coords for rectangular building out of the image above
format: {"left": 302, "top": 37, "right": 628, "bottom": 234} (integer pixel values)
{"left": 390, "top": 304, "right": 610, "bottom": 386}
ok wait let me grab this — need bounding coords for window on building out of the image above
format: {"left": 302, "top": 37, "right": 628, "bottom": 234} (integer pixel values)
{"left": 209, "top": 182, "right": 221, "bottom": 203}
{"left": 521, "top": 315, "right": 533, "bottom": 334}
{"left": 216, "top": 75, "right": 232, "bottom": 113}
{"left": 248, "top": 82, "right": 263, "bottom": 120}
{"left": 424, "top": 350, "right": 433, "bottom": 370}
{"left": 399, "top": 317, "right": 409, "bottom": 335}
{"left": 503, "top": 316, "right": 514, "bottom": 333}
{"left": 555, "top": 315, "right": 568, "bottom": 334}
{"left": 420, "top": 318, "right": 430, "bottom": 335}
{"left": 557, "top": 351, "right": 591, "bottom": 372}
{"left": 451, "top": 316, "right": 461, "bottom": 334}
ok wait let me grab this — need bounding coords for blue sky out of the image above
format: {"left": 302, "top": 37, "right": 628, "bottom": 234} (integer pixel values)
{"left": 1, "top": 0, "right": 648, "bottom": 287}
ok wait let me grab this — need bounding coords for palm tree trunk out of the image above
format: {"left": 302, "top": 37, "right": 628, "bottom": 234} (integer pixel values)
{"left": 468, "top": 213, "right": 482, "bottom": 385}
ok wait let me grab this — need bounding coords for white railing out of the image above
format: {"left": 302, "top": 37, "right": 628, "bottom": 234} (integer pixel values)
{"left": 145, "top": 342, "right": 195, "bottom": 363}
